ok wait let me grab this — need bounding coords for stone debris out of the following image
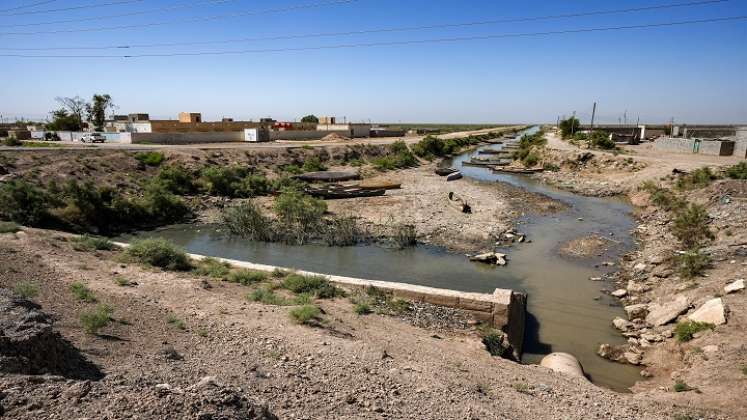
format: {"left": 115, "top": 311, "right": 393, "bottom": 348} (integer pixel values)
{"left": 645, "top": 296, "right": 689, "bottom": 327}
{"left": 611, "top": 289, "right": 628, "bottom": 298}
{"left": 624, "top": 304, "right": 648, "bottom": 320}
{"left": 612, "top": 317, "right": 633, "bottom": 331}
{"left": 724, "top": 279, "right": 745, "bottom": 294}
{"left": 688, "top": 298, "right": 727, "bottom": 326}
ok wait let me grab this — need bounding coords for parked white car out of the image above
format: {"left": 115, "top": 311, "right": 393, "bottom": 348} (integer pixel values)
{"left": 80, "top": 133, "right": 106, "bottom": 143}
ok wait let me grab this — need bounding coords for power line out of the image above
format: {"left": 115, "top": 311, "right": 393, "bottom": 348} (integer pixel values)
{"left": 2, "top": 15, "right": 744, "bottom": 58}
{"left": 0, "top": 0, "right": 361, "bottom": 36}
{"left": 0, "top": 0, "right": 145, "bottom": 17}
{"left": 0, "top": 1, "right": 56, "bottom": 13}
{"left": 3, "top": 0, "right": 244, "bottom": 28}
{"left": 0, "top": 0, "right": 729, "bottom": 49}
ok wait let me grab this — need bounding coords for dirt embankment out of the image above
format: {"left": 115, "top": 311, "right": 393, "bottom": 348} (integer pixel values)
{"left": 0, "top": 228, "right": 706, "bottom": 419}
{"left": 533, "top": 131, "right": 747, "bottom": 417}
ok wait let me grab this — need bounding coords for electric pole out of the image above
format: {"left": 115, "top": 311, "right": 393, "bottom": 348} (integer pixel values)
{"left": 571, "top": 111, "right": 576, "bottom": 136}
{"left": 590, "top": 102, "right": 597, "bottom": 130}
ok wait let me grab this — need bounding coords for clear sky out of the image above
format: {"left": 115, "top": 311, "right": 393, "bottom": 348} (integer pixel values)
{"left": 1, "top": 0, "right": 745, "bottom": 124}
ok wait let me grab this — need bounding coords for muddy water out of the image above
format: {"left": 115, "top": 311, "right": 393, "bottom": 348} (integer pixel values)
{"left": 121, "top": 128, "right": 642, "bottom": 391}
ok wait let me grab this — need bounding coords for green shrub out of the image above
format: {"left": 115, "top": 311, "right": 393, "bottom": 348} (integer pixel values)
{"left": 134, "top": 151, "right": 165, "bottom": 166}
{"left": 70, "top": 281, "right": 97, "bottom": 303}
{"left": 280, "top": 164, "right": 302, "bottom": 175}
{"left": 271, "top": 268, "right": 288, "bottom": 278}
{"left": 481, "top": 329, "right": 508, "bottom": 357}
{"left": 124, "top": 238, "right": 192, "bottom": 271}
{"left": 301, "top": 156, "right": 327, "bottom": 172}
{"left": 588, "top": 131, "right": 616, "bottom": 149}
{"left": 354, "top": 302, "right": 372, "bottom": 315}
{"left": 198, "top": 166, "right": 269, "bottom": 198}
{"left": 322, "top": 216, "right": 365, "bottom": 246}
{"left": 248, "top": 287, "right": 288, "bottom": 306}
{"left": 271, "top": 175, "right": 304, "bottom": 193}
{"left": 152, "top": 165, "right": 196, "bottom": 195}
{"left": 522, "top": 152, "right": 540, "bottom": 167}
{"left": 673, "top": 381, "right": 694, "bottom": 392}
{"left": 676, "top": 249, "right": 710, "bottom": 278}
{"left": 289, "top": 304, "right": 322, "bottom": 325}
{"left": 293, "top": 293, "right": 314, "bottom": 305}
{"left": 674, "top": 320, "right": 714, "bottom": 342}
{"left": 114, "top": 276, "right": 130, "bottom": 287}
{"left": 558, "top": 117, "right": 580, "bottom": 139}
{"left": 13, "top": 281, "right": 39, "bottom": 299}
{"left": 672, "top": 204, "right": 713, "bottom": 248}
{"left": 221, "top": 201, "right": 272, "bottom": 241}
{"left": 725, "top": 162, "right": 747, "bottom": 179}
{"left": 167, "top": 314, "right": 187, "bottom": 330}
{"left": 676, "top": 167, "right": 717, "bottom": 190}
{"left": 80, "top": 304, "right": 113, "bottom": 334}
{"left": 193, "top": 257, "right": 231, "bottom": 278}
{"left": 282, "top": 274, "right": 342, "bottom": 298}
{"left": 273, "top": 190, "right": 327, "bottom": 244}
{"left": 0, "top": 221, "right": 20, "bottom": 233}
{"left": 0, "top": 180, "right": 54, "bottom": 226}
{"left": 73, "top": 235, "right": 116, "bottom": 251}
{"left": 226, "top": 269, "right": 267, "bottom": 285}
{"left": 3, "top": 136, "right": 22, "bottom": 147}
{"left": 373, "top": 141, "right": 418, "bottom": 170}
{"left": 139, "top": 182, "right": 190, "bottom": 223}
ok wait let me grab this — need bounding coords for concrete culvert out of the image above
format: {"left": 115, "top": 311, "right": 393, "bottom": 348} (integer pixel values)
{"left": 540, "top": 352, "right": 586, "bottom": 379}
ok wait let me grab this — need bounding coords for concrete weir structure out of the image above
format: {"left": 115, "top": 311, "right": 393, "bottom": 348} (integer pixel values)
{"left": 112, "top": 242, "right": 527, "bottom": 356}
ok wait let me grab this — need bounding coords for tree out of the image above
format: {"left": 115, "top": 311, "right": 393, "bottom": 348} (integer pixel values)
{"left": 558, "top": 116, "right": 580, "bottom": 139}
{"left": 55, "top": 96, "right": 87, "bottom": 130}
{"left": 301, "top": 115, "right": 319, "bottom": 124}
{"left": 86, "top": 94, "right": 114, "bottom": 131}
{"left": 46, "top": 109, "right": 82, "bottom": 131}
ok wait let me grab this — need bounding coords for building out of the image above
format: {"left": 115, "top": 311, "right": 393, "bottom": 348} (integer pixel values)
{"left": 179, "top": 112, "right": 202, "bottom": 123}
{"left": 316, "top": 123, "right": 372, "bottom": 138}
{"left": 318, "top": 116, "right": 336, "bottom": 125}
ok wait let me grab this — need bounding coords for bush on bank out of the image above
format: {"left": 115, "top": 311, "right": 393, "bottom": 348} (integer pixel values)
{"left": 123, "top": 238, "right": 192, "bottom": 271}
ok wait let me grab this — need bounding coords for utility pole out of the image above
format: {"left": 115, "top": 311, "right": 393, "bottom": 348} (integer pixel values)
{"left": 590, "top": 102, "right": 597, "bottom": 130}
{"left": 623, "top": 110, "right": 628, "bottom": 126}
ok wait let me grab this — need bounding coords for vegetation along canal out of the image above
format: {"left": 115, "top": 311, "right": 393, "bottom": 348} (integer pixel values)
{"left": 122, "top": 128, "right": 641, "bottom": 391}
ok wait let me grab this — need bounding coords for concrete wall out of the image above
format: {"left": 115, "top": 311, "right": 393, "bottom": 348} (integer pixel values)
{"left": 112, "top": 243, "right": 527, "bottom": 356}
{"left": 699, "top": 140, "right": 735, "bottom": 156}
{"left": 130, "top": 131, "right": 243, "bottom": 144}
{"left": 270, "top": 129, "right": 349, "bottom": 141}
{"left": 655, "top": 137, "right": 696, "bottom": 154}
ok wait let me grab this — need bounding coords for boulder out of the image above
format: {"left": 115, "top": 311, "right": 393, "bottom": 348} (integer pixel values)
{"left": 624, "top": 304, "right": 648, "bottom": 320}
{"left": 469, "top": 252, "right": 507, "bottom": 266}
{"left": 627, "top": 280, "right": 650, "bottom": 293}
{"left": 539, "top": 352, "right": 586, "bottom": 379}
{"left": 612, "top": 317, "right": 633, "bottom": 331}
{"left": 611, "top": 289, "right": 628, "bottom": 298}
{"left": 724, "top": 279, "right": 745, "bottom": 294}
{"left": 633, "top": 262, "right": 648, "bottom": 272}
{"left": 688, "top": 298, "right": 727, "bottom": 326}
{"left": 623, "top": 352, "right": 642, "bottom": 365}
{"left": 645, "top": 296, "right": 689, "bottom": 326}
{"left": 651, "top": 265, "right": 673, "bottom": 278}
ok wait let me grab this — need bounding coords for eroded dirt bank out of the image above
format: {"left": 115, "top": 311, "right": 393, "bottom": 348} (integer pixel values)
{"left": 524, "top": 130, "right": 747, "bottom": 417}
{"left": 0, "top": 228, "right": 709, "bottom": 419}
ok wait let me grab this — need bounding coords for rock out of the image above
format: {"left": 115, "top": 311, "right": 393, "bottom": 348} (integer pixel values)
{"left": 687, "top": 298, "right": 727, "bottom": 326}
{"left": 611, "top": 289, "right": 628, "bottom": 298}
{"left": 539, "top": 352, "right": 586, "bottom": 379}
{"left": 624, "top": 304, "right": 648, "bottom": 320}
{"left": 612, "top": 317, "right": 633, "bottom": 331}
{"left": 469, "top": 252, "right": 507, "bottom": 266}
{"left": 627, "top": 280, "right": 650, "bottom": 293}
{"left": 190, "top": 376, "right": 218, "bottom": 390}
{"left": 648, "top": 254, "right": 666, "bottom": 265}
{"left": 633, "top": 263, "right": 648, "bottom": 272}
{"left": 640, "top": 332, "right": 663, "bottom": 342}
{"left": 724, "top": 279, "right": 745, "bottom": 294}
{"left": 645, "top": 296, "right": 689, "bottom": 326}
{"left": 651, "top": 265, "right": 673, "bottom": 278}
{"left": 623, "top": 352, "right": 642, "bottom": 365}
{"left": 640, "top": 368, "right": 653, "bottom": 378}
{"left": 702, "top": 345, "right": 719, "bottom": 354}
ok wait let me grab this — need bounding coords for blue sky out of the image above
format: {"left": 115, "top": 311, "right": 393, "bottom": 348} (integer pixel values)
{"left": 0, "top": 0, "right": 745, "bottom": 124}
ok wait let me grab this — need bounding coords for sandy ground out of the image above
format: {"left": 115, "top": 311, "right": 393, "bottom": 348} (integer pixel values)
{"left": 0, "top": 228, "right": 726, "bottom": 420}
{"left": 324, "top": 163, "right": 562, "bottom": 252}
